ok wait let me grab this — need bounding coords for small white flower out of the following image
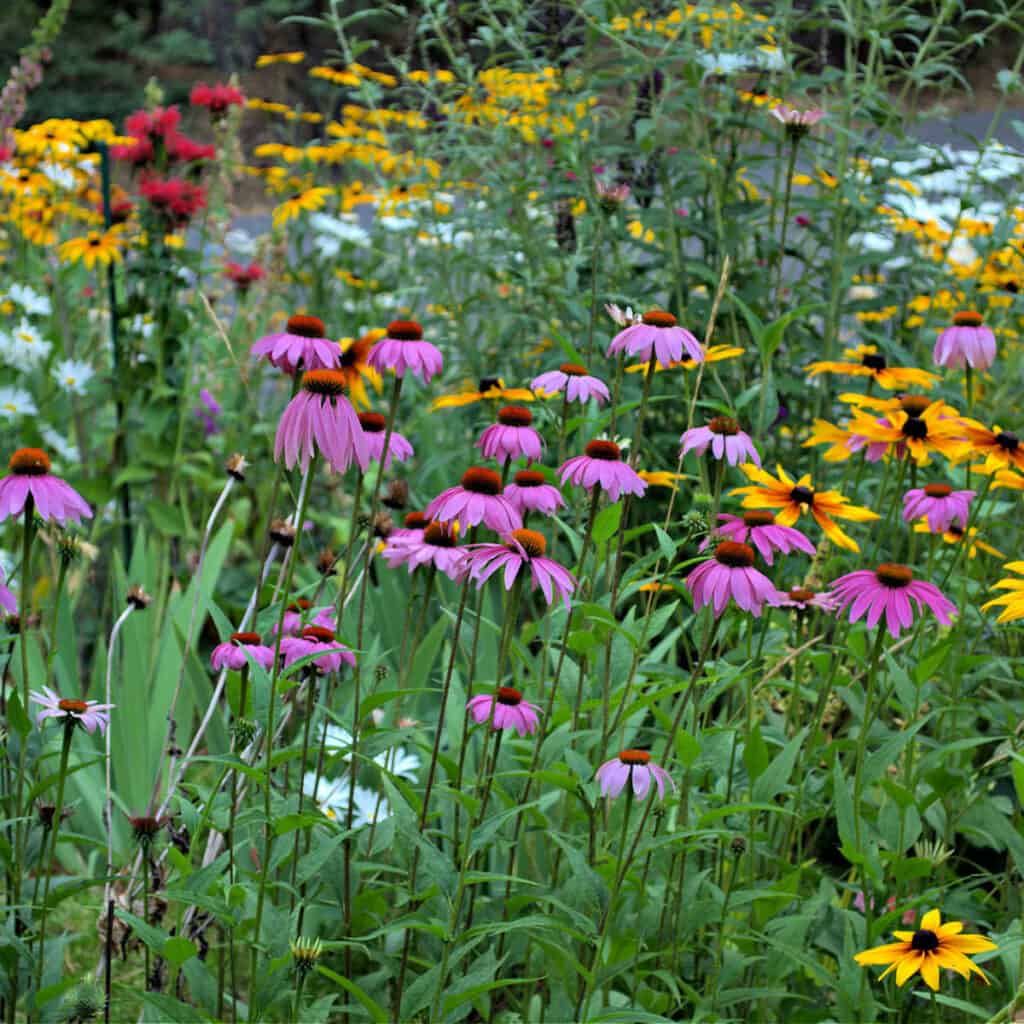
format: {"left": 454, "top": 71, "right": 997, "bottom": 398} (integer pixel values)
{"left": 374, "top": 746, "right": 420, "bottom": 782}
{"left": 604, "top": 302, "right": 642, "bottom": 327}
{"left": 39, "top": 426, "right": 79, "bottom": 463}
{"left": 128, "top": 314, "right": 156, "bottom": 339}
{"left": 351, "top": 786, "right": 390, "bottom": 827}
{"left": 0, "top": 386, "right": 37, "bottom": 420}
{"left": 7, "top": 284, "right": 51, "bottom": 316}
{"left": 323, "top": 723, "right": 354, "bottom": 759}
{"left": 302, "top": 771, "right": 348, "bottom": 813}
{"left": 0, "top": 319, "right": 52, "bottom": 368}
{"left": 51, "top": 359, "right": 95, "bottom": 395}
{"left": 224, "top": 228, "right": 258, "bottom": 258}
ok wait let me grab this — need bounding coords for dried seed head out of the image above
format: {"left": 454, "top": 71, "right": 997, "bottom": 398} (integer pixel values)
{"left": 383, "top": 479, "right": 409, "bottom": 510}
{"left": 269, "top": 519, "right": 296, "bottom": 547}
{"left": 126, "top": 585, "right": 152, "bottom": 610}
{"left": 225, "top": 453, "right": 248, "bottom": 480}
{"left": 373, "top": 512, "right": 394, "bottom": 539}
{"left": 316, "top": 548, "right": 337, "bottom": 577}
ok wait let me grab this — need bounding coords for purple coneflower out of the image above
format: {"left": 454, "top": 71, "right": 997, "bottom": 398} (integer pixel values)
{"left": 778, "top": 587, "right": 838, "bottom": 613}
{"left": 829, "top": 563, "right": 957, "bottom": 638}
{"left": 680, "top": 416, "right": 761, "bottom": 467}
{"left": 476, "top": 406, "right": 544, "bottom": 465}
{"left": 0, "top": 569, "right": 15, "bottom": 615}
{"left": 504, "top": 469, "right": 566, "bottom": 517}
{"left": 596, "top": 750, "right": 674, "bottom": 801}
{"left": 31, "top": 686, "right": 114, "bottom": 735}
{"left": 0, "top": 448, "right": 92, "bottom": 525}
{"left": 388, "top": 510, "right": 429, "bottom": 546}
{"left": 771, "top": 104, "right": 825, "bottom": 136}
{"left": 701, "top": 511, "right": 815, "bottom": 565}
{"left": 426, "top": 467, "right": 522, "bottom": 533}
{"left": 531, "top": 363, "right": 610, "bottom": 406}
{"left": 274, "top": 598, "right": 314, "bottom": 637}
{"left": 251, "top": 314, "right": 340, "bottom": 375}
{"left": 467, "top": 687, "right": 541, "bottom": 736}
{"left": 382, "top": 521, "right": 468, "bottom": 581}
{"left": 210, "top": 631, "right": 276, "bottom": 671}
{"left": 607, "top": 309, "right": 703, "bottom": 366}
{"left": 274, "top": 369, "right": 369, "bottom": 474}
{"left": 367, "top": 319, "right": 443, "bottom": 383}
{"left": 558, "top": 440, "right": 647, "bottom": 502}
{"left": 902, "top": 483, "right": 974, "bottom": 533}
{"left": 933, "top": 311, "right": 996, "bottom": 370}
{"left": 280, "top": 625, "right": 356, "bottom": 675}
{"left": 686, "top": 541, "right": 782, "bottom": 617}
{"left": 358, "top": 411, "right": 414, "bottom": 468}
{"left": 467, "top": 528, "right": 576, "bottom": 609}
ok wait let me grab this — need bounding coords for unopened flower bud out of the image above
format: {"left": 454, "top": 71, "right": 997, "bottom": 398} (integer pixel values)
{"left": 62, "top": 980, "right": 103, "bottom": 1022}
{"left": 730, "top": 835, "right": 746, "bottom": 857}
{"left": 290, "top": 935, "right": 322, "bottom": 974}
{"left": 232, "top": 717, "right": 258, "bottom": 749}
{"left": 373, "top": 512, "right": 394, "bottom": 539}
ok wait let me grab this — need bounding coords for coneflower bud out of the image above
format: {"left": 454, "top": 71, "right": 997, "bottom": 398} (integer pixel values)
{"left": 382, "top": 479, "right": 409, "bottom": 510}
{"left": 128, "top": 815, "right": 164, "bottom": 848}
{"left": 269, "top": 519, "right": 296, "bottom": 547}
{"left": 680, "top": 509, "right": 708, "bottom": 535}
{"left": 289, "top": 935, "right": 323, "bottom": 974}
{"left": 374, "top": 664, "right": 388, "bottom": 682}
{"left": 126, "top": 585, "right": 152, "bottom": 610}
{"left": 225, "top": 453, "right": 248, "bottom": 481}
{"left": 232, "top": 717, "right": 258, "bottom": 749}
{"left": 730, "top": 835, "right": 746, "bottom": 857}
{"left": 62, "top": 980, "right": 104, "bottom": 1023}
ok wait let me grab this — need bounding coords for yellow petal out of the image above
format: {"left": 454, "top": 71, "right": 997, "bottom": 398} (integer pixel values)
{"left": 855, "top": 941, "right": 911, "bottom": 966}
{"left": 920, "top": 909, "right": 942, "bottom": 932}
{"left": 919, "top": 954, "right": 940, "bottom": 990}
{"left": 896, "top": 951, "right": 925, "bottom": 986}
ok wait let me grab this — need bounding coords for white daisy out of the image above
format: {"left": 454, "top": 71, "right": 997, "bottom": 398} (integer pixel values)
{"left": 51, "top": 359, "right": 95, "bottom": 395}
{"left": 0, "top": 387, "right": 37, "bottom": 420}
{"left": 7, "top": 284, "right": 51, "bottom": 317}
{"left": 0, "top": 319, "right": 52, "bottom": 369}
{"left": 374, "top": 746, "right": 420, "bottom": 782}
{"left": 351, "top": 786, "right": 391, "bottom": 827}
{"left": 323, "top": 723, "right": 354, "bottom": 759}
{"left": 39, "top": 426, "right": 79, "bottom": 463}
{"left": 301, "top": 771, "right": 348, "bottom": 814}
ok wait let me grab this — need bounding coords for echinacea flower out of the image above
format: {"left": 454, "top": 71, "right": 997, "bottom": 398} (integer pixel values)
{"left": 771, "top": 104, "right": 825, "bottom": 136}
{"left": 805, "top": 344, "right": 938, "bottom": 391}
{"left": 210, "top": 632, "right": 276, "bottom": 672}
{"left": 607, "top": 309, "right": 703, "bottom": 366}
{"left": 251, "top": 314, "right": 341, "bottom": 375}
{"left": 382, "top": 520, "right": 468, "bottom": 581}
{"left": 280, "top": 625, "right": 356, "bottom": 675}
{"left": 273, "top": 369, "right": 369, "bottom": 474}
{"left": 847, "top": 400, "right": 967, "bottom": 466}
{"left": 558, "top": 440, "right": 647, "bottom": 502}
{"left": 983, "top": 561, "right": 1024, "bottom": 623}
{"left": 467, "top": 528, "right": 576, "bottom": 609}
{"left": 680, "top": 416, "right": 761, "bottom": 466}
{"left": 531, "top": 363, "right": 610, "bottom": 405}
{"left": 778, "top": 587, "right": 838, "bottom": 612}
{"left": 0, "top": 448, "right": 92, "bottom": 525}
{"left": 958, "top": 420, "right": 1024, "bottom": 474}
{"left": 503, "top": 469, "right": 566, "bottom": 517}
{"left": 476, "top": 406, "right": 544, "bottom": 464}
{"left": 701, "top": 511, "right": 815, "bottom": 565}
{"left": 902, "top": 484, "right": 973, "bottom": 533}
{"left": 273, "top": 598, "right": 314, "bottom": 637}
{"left": 357, "top": 412, "right": 414, "bottom": 468}
{"left": 829, "top": 564, "right": 956, "bottom": 638}
{"left": 467, "top": 687, "right": 541, "bottom": 736}
{"left": 933, "top": 311, "right": 996, "bottom": 370}
{"left": 731, "top": 463, "right": 879, "bottom": 553}
{"left": 426, "top": 467, "right": 522, "bottom": 534}
{"left": 367, "top": 319, "right": 442, "bottom": 384}
{"left": 0, "top": 568, "right": 15, "bottom": 615}
{"left": 854, "top": 908, "right": 996, "bottom": 990}
{"left": 596, "top": 750, "right": 675, "bottom": 801}
{"left": 31, "top": 686, "right": 114, "bottom": 734}
{"left": 685, "top": 541, "right": 782, "bottom": 617}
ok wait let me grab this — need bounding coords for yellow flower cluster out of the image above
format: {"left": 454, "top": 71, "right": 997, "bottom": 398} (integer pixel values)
{"left": 611, "top": 3, "right": 775, "bottom": 49}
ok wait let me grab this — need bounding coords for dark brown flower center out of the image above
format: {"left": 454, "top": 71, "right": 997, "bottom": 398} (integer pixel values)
{"left": 584, "top": 439, "right": 621, "bottom": 461}
{"left": 995, "top": 431, "right": 1019, "bottom": 451}
{"left": 743, "top": 510, "right": 776, "bottom": 527}
{"left": 129, "top": 815, "right": 161, "bottom": 837}
{"left": 478, "top": 377, "right": 502, "bottom": 393}
{"left": 339, "top": 335, "right": 372, "bottom": 368}
{"left": 404, "top": 511, "right": 428, "bottom": 529}
{"left": 910, "top": 929, "right": 940, "bottom": 952}
{"left": 510, "top": 528, "right": 546, "bottom": 558}
{"left": 642, "top": 310, "right": 676, "bottom": 328}
{"left": 423, "top": 521, "right": 456, "bottom": 547}
{"left": 947, "top": 524, "right": 965, "bottom": 538}
{"left": 900, "top": 394, "right": 931, "bottom": 416}
{"left": 287, "top": 599, "right": 312, "bottom": 612}
{"left": 709, "top": 416, "right": 740, "bottom": 436}
{"left": 231, "top": 632, "right": 262, "bottom": 645}
{"left": 498, "top": 405, "right": 533, "bottom": 427}
{"left": 953, "top": 310, "right": 983, "bottom": 327}
{"left": 924, "top": 483, "right": 953, "bottom": 498}
{"left": 496, "top": 686, "right": 522, "bottom": 705}
{"left": 461, "top": 467, "right": 502, "bottom": 495}
{"left": 58, "top": 698, "right": 88, "bottom": 713}
{"left": 902, "top": 416, "right": 928, "bottom": 440}
{"left": 386, "top": 318, "right": 423, "bottom": 341}
{"left": 559, "top": 362, "right": 588, "bottom": 376}
{"left": 513, "top": 469, "right": 546, "bottom": 488}
{"left": 715, "top": 541, "right": 755, "bottom": 567}
{"left": 300, "top": 625, "right": 335, "bottom": 643}
{"left": 303, "top": 369, "right": 347, "bottom": 397}
{"left": 861, "top": 352, "right": 887, "bottom": 371}
{"left": 619, "top": 749, "right": 651, "bottom": 765}
{"left": 286, "top": 314, "right": 326, "bottom": 338}
{"left": 10, "top": 447, "right": 51, "bottom": 475}
{"left": 876, "top": 563, "right": 913, "bottom": 588}
{"left": 358, "top": 412, "right": 386, "bottom": 432}
{"left": 788, "top": 588, "right": 815, "bottom": 603}
{"left": 790, "top": 485, "right": 814, "bottom": 505}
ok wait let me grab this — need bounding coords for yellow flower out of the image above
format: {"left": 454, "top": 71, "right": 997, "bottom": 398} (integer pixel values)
{"left": 855, "top": 305, "right": 899, "bottom": 323}
{"left": 913, "top": 520, "right": 1003, "bottom": 559}
{"left": 431, "top": 378, "right": 536, "bottom": 411}
{"left": 336, "top": 330, "right": 384, "bottom": 409}
{"left": 256, "top": 51, "right": 305, "bottom": 67}
{"left": 802, "top": 419, "right": 856, "bottom": 462}
{"left": 958, "top": 419, "right": 1024, "bottom": 474}
{"left": 805, "top": 344, "right": 938, "bottom": 390}
{"left": 984, "top": 560, "right": 1024, "bottom": 622}
{"left": 627, "top": 220, "right": 655, "bottom": 244}
{"left": 57, "top": 228, "right": 125, "bottom": 269}
{"left": 730, "top": 463, "right": 879, "bottom": 552}
{"left": 854, "top": 908, "right": 996, "bottom": 990}
{"left": 847, "top": 400, "right": 968, "bottom": 466}
{"left": 272, "top": 186, "right": 333, "bottom": 228}
{"left": 637, "top": 470, "right": 688, "bottom": 488}
{"left": 625, "top": 344, "right": 744, "bottom": 375}
{"left": 163, "top": 233, "right": 185, "bottom": 249}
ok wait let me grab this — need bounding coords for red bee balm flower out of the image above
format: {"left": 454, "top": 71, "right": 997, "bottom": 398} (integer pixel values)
{"left": 0, "top": 448, "right": 91, "bottom": 525}
{"left": 829, "top": 563, "right": 957, "bottom": 637}
{"left": 190, "top": 81, "right": 245, "bottom": 114}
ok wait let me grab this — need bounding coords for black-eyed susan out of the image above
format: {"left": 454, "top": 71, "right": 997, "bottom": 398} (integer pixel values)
{"left": 983, "top": 561, "right": 1024, "bottom": 622}
{"left": 256, "top": 51, "right": 306, "bottom": 67}
{"left": 846, "top": 400, "right": 967, "bottom": 466}
{"left": 805, "top": 344, "right": 939, "bottom": 390}
{"left": 912, "top": 521, "right": 1003, "bottom": 559}
{"left": 337, "top": 329, "right": 383, "bottom": 409}
{"left": 638, "top": 469, "right": 688, "bottom": 488}
{"left": 272, "top": 186, "right": 333, "bottom": 228}
{"left": 57, "top": 228, "right": 125, "bottom": 269}
{"left": 624, "top": 343, "right": 744, "bottom": 375}
{"left": 959, "top": 419, "right": 1024, "bottom": 474}
{"left": 430, "top": 377, "right": 535, "bottom": 411}
{"left": 803, "top": 419, "right": 857, "bottom": 462}
{"left": 730, "top": 463, "right": 879, "bottom": 552}
{"left": 854, "top": 908, "right": 996, "bottom": 990}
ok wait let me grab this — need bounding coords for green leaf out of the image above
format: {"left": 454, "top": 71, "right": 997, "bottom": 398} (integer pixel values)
{"left": 674, "top": 729, "right": 701, "bottom": 768}
{"left": 833, "top": 758, "right": 859, "bottom": 862}
{"left": 7, "top": 691, "right": 30, "bottom": 738}
{"left": 163, "top": 936, "right": 198, "bottom": 967}
{"left": 115, "top": 909, "right": 169, "bottom": 956}
{"left": 315, "top": 966, "right": 388, "bottom": 1023}
{"left": 756, "top": 303, "right": 823, "bottom": 360}
{"left": 742, "top": 724, "right": 769, "bottom": 784}
{"left": 753, "top": 728, "right": 808, "bottom": 803}
{"left": 136, "top": 991, "right": 212, "bottom": 1023}
{"left": 592, "top": 503, "right": 623, "bottom": 545}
